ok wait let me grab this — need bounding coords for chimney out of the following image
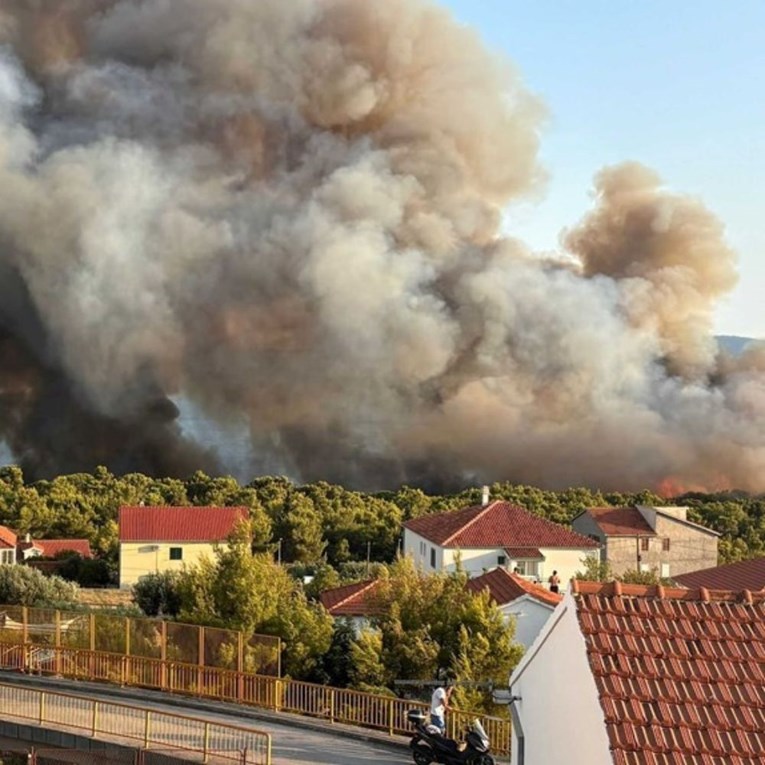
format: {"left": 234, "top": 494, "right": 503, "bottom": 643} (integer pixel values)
{"left": 25, "top": 533, "right": 31, "bottom": 543}
{"left": 481, "top": 485, "right": 490, "bottom": 507}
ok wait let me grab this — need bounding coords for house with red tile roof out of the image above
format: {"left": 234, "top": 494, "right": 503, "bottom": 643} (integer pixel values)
{"left": 673, "top": 555, "right": 765, "bottom": 592}
{"left": 0, "top": 525, "right": 17, "bottom": 566}
{"left": 320, "top": 569, "right": 562, "bottom": 647}
{"left": 18, "top": 537, "right": 93, "bottom": 561}
{"left": 402, "top": 495, "right": 598, "bottom": 590}
{"left": 118, "top": 505, "right": 247, "bottom": 587}
{"left": 319, "top": 579, "right": 380, "bottom": 634}
{"left": 572, "top": 505, "right": 718, "bottom": 579}
{"left": 507, "top": 580, "right": 765, "bottom": 765}
{"left": 466, "top": 568, "right": 562, "bottom": 648}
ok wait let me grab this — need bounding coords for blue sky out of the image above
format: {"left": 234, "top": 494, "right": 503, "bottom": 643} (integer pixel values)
{"left": 440, "top": 1, "right": 765, "bottom": 337}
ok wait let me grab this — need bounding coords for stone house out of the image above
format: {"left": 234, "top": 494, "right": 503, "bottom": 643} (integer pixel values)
{"left": 571, "top": 505, "right": 718, "bottom": 579}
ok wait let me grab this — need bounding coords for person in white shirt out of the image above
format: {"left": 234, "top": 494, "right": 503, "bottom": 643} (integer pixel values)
{"left": 430, "top": 680, "right": 454, "bottom": 733}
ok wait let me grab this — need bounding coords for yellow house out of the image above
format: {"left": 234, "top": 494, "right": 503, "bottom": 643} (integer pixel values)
{"left": 118, "top": 505, "right": 247, "bottom": 588}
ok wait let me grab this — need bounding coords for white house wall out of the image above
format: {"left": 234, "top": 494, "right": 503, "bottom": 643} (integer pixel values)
{"left": 510, "top": 596, "right": 612, "bottom": 765}
{"left": 402, "top": 529, "right": 444, "bottom": 572}
{"left": 537, "top": 548, "right": 597, "bottom": 591}
{"left": 502, "top": 597, "right": 555, "bottom": 650}
{"left": 441, "top": 547, "right": 506, "bottom": 574}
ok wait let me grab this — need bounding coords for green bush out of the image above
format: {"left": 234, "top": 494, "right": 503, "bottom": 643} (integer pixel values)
{"left": 0, "top": 564, "right": 78, "bottom": 606}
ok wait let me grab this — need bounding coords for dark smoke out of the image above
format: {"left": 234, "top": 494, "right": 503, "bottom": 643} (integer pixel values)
{"left": 0, "top": 0, "right": 761, "bottom": 492}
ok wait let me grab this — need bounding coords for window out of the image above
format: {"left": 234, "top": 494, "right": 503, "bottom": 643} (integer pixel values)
{"left": 661, "top": 563, "right": 671, "bottom": 578}
{"left": 169, "top": 547, "right": 183, "bottom": 561}
{"left": 419, "top": 541, "right": 426, "bottom": 556}
{"left": 513, "top": 561, "right": 541, "bottom": 577}
{"left": 497, "top": 555, "right": 507, "bottom": 566}
{"left": 640, "top": 537, "right": 650, "bottom": 552}
{"left": 430, "top": 547, "right": 436, "bottom": 569}
{"left": 662, "top": 538, "right": 671, "bottom": 552}
{"left": 0, "top": 550, "right": 13, "bottom": 565}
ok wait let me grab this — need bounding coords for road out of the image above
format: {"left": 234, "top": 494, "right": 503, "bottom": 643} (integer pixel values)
{"left": 0, "top": 676, "right": 411, "bottom": 765}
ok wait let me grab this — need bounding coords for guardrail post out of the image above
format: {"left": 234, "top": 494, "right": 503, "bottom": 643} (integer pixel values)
{"left": 388, "top": 698, "right": 394, "bottom": 736}
{"left": 38, "top": 690, "right": 45, "bottom": 725}
{"left": 91, "top": 701, "right": 99, "bottom": 737}
{"left": 274, "top": 679, "right": 282, "bottom": 713}
{"left": 203, "top": 721, "right": 210, "bottom": 763}
{"left": 143, "top": 711, "right": 151, "bottom": 749}
{"left": 328, "top": 689, "right": 335, "bottom": 724}
{"left": 198, "top": 626, "right": 205, "bottom": 697}
{"left": 160, "top": 622, "right": 167, "bottom": 690}
{"left": 54, "top": 611, "right": 62, "bottom": 676}
{"left": 89, "top": 613, "right": 96, "bottom": 679}
{"left": 237, "top": 632, "right": 244, "bottom": 703}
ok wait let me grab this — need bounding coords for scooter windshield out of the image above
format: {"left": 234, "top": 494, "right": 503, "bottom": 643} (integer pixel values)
{"left": 471, "top": 719, "right": 490, "bottom": 747}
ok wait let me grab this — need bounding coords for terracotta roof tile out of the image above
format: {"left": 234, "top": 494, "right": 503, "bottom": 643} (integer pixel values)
{"left": 119, "top": 506, "right": 247, "bottom": 542}
{"left": 0, "top": 525, "right": 17, "bottom": 549}
{"left": 466, "top": 567, "right": 562, "bottom": 607}
{"left": 21, "top": 539, "right": 93, "bottom": 558}
{"left": 319, "top": 580, "right": 379, "bottom": 617}
{"left": 572, "top": 580, "right": 765, "bottom": 763}
{"left": 504, "top": 547, "right": 544, "bottom": 560}
{"left": 674, "top": 557, "right": 765, "bottom": 592}
{"left": 585, "top": 507, "right": 656, "bottom": 536}
{"left": 403, "top": 501, "right": 597, "bottom": 549}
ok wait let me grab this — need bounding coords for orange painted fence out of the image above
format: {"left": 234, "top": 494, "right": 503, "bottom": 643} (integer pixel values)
{"left": 0, "top": 642, "right": 511, "bottom": 756}
{"left": 0, "top": 606, "right": 281, "bottom": 677}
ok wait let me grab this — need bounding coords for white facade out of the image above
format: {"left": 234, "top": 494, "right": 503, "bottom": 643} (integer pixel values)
{"left": 500, "top": 596, "right": 556, "bottom": 650}
{"left": 509, "top": 594, "right": 612, "bottom": 765}
{"left": 403, "top": 528, "right": 595, "bottom": 590}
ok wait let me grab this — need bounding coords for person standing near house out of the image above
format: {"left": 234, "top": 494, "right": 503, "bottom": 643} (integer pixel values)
{"left": 549, "top": 570, "right": 561, "bottom": 593}
{"left": 430, "top": 679, "right": 454, "bottom": 734}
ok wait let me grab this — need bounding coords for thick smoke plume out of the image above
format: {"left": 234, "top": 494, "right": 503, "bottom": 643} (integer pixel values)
{"left": 0, "top": 0, "right": 762, "bottom": 492}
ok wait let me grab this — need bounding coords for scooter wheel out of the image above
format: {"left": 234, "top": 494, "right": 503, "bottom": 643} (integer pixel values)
{"left": 412, "top": 750, "right": 433, "bottom": 765}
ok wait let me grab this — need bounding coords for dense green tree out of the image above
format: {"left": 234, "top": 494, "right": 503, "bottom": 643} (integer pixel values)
{"left": 132, "top": 571, "right": 184, "bottom": 617}
{"left": 151, "top": 522, "right": 333, "bottom": 678}
{"left": 366, "top": 558, "right": 522, "bottom": 710}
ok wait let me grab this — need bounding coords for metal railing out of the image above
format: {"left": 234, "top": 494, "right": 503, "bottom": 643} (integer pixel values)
{"left": 0, "top": 606, "right": 281, "bottom": 677}
{"left": 0, "top": 681, "right": 271, "bottom": 765}
{"left": 0, "top": 641, "right": 512, "bottom": 756}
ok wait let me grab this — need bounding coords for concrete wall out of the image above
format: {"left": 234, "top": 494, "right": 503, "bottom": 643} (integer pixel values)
{"left": 402, "top": 529, "right": 444, "bottom": 572}
{"left": 537, "top": 548, "right": 597, "bottom": 591}
{"left": 119, "top": 541, "right": 216, "bottom": 587}
{"left": 648, "top": 513, "right": 718, "bottom": 577}
{"left": 510, "top": 597, "right": 612, "bottom": 765}
{"left": 0, "top": 718, "right": 140, "bottom": 758}
{"left": 502, "top": 598, "right": 555, "bottom": 650}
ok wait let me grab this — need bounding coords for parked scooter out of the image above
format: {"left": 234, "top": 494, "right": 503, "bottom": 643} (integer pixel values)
{"left": 407, "top": 710, "right": 495, "bottom": 765}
